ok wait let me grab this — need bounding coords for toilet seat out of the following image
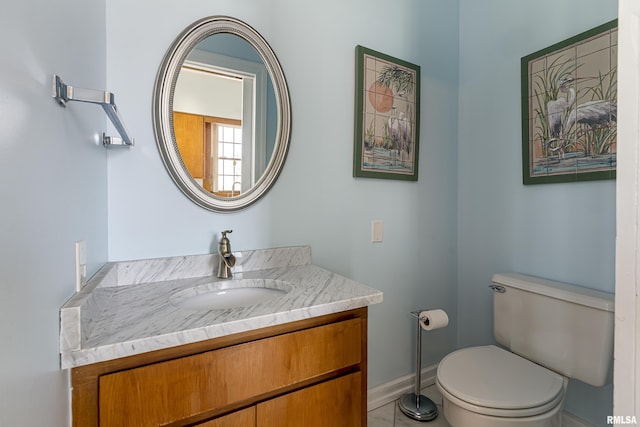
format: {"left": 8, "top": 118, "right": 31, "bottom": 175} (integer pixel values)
{"left": 436, "top": 345, "right": 565, "bottom": 418}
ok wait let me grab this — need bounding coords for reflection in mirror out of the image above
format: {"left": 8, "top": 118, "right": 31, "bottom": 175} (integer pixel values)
{"left": 173, "top": 34, "right": 277, "bottom": 197}
{"left": 153, "top": 16, "right": 291, "bottom": 212}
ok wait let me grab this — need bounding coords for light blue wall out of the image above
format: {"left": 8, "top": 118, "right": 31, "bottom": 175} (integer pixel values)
{"left": 457, "top": 0, "right": 617, "bottom": 424}
{"left": 0, "top": 0, "right": 619, "bottom": 424}
{"left": 105, "top": 0, "right": 460, "bottom": 387}
{"left": 0, "top": 0, "right": 107, "bottom": 425}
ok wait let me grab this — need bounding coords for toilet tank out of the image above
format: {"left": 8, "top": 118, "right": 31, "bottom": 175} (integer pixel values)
{"left": 492, "top": 273, "right": 614, "bottom": 387}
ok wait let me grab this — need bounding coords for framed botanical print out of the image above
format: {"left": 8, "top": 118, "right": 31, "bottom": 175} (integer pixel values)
{"left": 354, "top": 45, "right": 420, "bottom": 181}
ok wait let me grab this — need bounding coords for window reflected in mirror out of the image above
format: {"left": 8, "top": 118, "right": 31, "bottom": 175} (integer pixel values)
{"left": 216, "top": 123, "right": 243, "bottom": 196}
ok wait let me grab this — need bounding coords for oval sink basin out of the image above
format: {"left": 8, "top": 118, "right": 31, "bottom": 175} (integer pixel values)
{"left": 170, "top": 279, "right": 292, "bottom": 310}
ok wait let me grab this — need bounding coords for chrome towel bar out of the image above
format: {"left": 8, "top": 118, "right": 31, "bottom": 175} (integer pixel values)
{"left": 52, "top": 74, "right": 134, "bottom": 147}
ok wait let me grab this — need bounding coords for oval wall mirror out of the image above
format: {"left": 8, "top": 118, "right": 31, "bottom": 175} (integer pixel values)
{"left": 153, "top": 16, "right": 291, "bottom": 212}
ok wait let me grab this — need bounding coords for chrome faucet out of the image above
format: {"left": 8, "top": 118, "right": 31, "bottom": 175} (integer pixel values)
{"left": 217, "top": 230, "right": 236, "bottom": 279}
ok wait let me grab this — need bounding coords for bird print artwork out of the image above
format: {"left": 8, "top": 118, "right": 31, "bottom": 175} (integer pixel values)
{"left": 522, "top": 20, "right": 617, "bottom": 183}
{"left": 358, "top": 57, "right": 418, "bottom": 174}
{"left": 355, "top": 46, "right": 420, "bottom": 180}
{"left": 545, "top": 75, "right": 617, "bottom": 159}
{"left": 387, "top": 109, "right": 412, "bottom": 166}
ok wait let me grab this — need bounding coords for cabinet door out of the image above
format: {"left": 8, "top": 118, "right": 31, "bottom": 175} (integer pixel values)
{"left": 195, "top": 407, "right": 255, "bottom": 427}
{"left": 257, "top": 373, "right": 362, "bottom": 427}
{"left": 99, "top": 319, "right": 362, "bottom": 427}
{"left": 173, "top": 111, "right": 204, "bottom": 179}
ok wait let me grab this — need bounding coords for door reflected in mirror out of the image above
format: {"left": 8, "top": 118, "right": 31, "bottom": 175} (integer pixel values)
{"left": 172, "top": 33, "right": 277, "bottom": 198}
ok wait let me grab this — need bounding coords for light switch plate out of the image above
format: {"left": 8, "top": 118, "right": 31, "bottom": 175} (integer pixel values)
{"left": 371, "top": 220, "right": 383, "bottom": 243}
{"left": 75, "top": 240, "right": 87, "bottom": 291}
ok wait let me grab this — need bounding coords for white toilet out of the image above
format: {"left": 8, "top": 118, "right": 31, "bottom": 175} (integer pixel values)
{"left": 436, "top": 273, "right": 614, "bottom": 427}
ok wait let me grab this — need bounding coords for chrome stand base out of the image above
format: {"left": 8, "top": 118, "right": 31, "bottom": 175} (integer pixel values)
{"left": 398, "top": 393, "right": 438, "bottom": 422}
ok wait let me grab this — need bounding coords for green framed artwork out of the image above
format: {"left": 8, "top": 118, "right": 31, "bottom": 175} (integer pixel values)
{"left": 354, "top": 45, "right": 420, "bottom": 181}
{"left": 521, "top": 20, "right": 617, "bottom": 185}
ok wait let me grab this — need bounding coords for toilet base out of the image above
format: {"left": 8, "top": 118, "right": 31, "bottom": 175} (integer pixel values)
{"left": 398, "top": 393, "right": 438, "bottom": 421}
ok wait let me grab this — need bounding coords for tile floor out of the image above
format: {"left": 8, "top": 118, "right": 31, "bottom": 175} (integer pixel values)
{"left": 368, "top": 385, "right": 451, "bottom": 427}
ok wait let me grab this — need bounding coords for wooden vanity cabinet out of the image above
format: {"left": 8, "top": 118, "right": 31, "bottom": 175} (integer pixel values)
{"left": 71, "top": 308, "right": 368, "bottom": 427}
{"left": 195, "top": 407, "right": 256, "bottom": 427}
{"left": 256, "top": 372, "right": 362, "bottom": 427}
{"left": 192, "top": 373, "right": 361, "bottom": 427}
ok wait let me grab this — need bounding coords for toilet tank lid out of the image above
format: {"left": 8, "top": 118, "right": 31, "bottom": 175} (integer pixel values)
{"left": 492, "top": 273, "right": 614, "bottom": 312}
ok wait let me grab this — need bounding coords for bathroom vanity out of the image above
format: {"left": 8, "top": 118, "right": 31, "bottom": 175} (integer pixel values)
{"left": 60, "top": 246, "right": 383, "bottom": 427}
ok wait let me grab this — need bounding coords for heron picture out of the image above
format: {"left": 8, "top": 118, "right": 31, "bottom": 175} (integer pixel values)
{"left": 521, "top": 20, "right": 617, "bottom": 185}
{"left": 354, "top": 45, "right": 420, "bottom": 181}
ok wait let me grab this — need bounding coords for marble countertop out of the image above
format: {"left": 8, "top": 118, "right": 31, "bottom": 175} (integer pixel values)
{"left": 59, "top": 246, "right": 383, "bottom": 369}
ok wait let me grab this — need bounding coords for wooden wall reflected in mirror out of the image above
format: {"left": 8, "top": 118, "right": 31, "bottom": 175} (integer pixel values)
{"left": 173, "top": 112, "right": 204, "bottom": 185}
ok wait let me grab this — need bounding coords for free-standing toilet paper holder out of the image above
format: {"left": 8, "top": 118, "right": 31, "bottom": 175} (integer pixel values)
{"left": 398, "top": 310, "right": 439, "bottom": 422}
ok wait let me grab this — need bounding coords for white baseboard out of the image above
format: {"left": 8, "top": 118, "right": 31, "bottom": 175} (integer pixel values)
{"left": 562, "top": 411, "right": 595, "bottom": 427}
{"left": 368, "top": 369, "right": 595, "bottom": 427}
{"left": 367, "top": 364, "right": 438, "bottom": 412}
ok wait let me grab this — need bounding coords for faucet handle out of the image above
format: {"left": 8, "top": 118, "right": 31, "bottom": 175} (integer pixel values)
{"left": 221, "top": 230, "right": 233, "bottom": 239}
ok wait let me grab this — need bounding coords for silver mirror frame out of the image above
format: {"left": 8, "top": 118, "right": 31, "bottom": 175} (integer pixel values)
{"left": 153, "top": 16, "right": 291, "bottom": 212}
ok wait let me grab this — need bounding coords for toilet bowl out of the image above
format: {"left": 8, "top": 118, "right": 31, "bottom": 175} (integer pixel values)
{"left": 435, "top": 273, "right": 614, "bottom": 427}
{"left": 436, "top": 345, "right": 567, "bottom": 427}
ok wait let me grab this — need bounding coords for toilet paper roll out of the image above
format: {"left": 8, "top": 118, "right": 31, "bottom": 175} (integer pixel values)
{"left": 419, "top": 309, "right": 449, "bottom": 331}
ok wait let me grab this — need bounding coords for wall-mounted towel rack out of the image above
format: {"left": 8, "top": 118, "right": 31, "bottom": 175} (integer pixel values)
{"left": 52, "top": 74, "right": 134, "bottom": 147}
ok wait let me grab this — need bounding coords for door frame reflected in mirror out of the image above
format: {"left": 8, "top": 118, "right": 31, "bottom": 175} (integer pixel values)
{"left": 180, "top": 49, "right": 270, "bottom": 195}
